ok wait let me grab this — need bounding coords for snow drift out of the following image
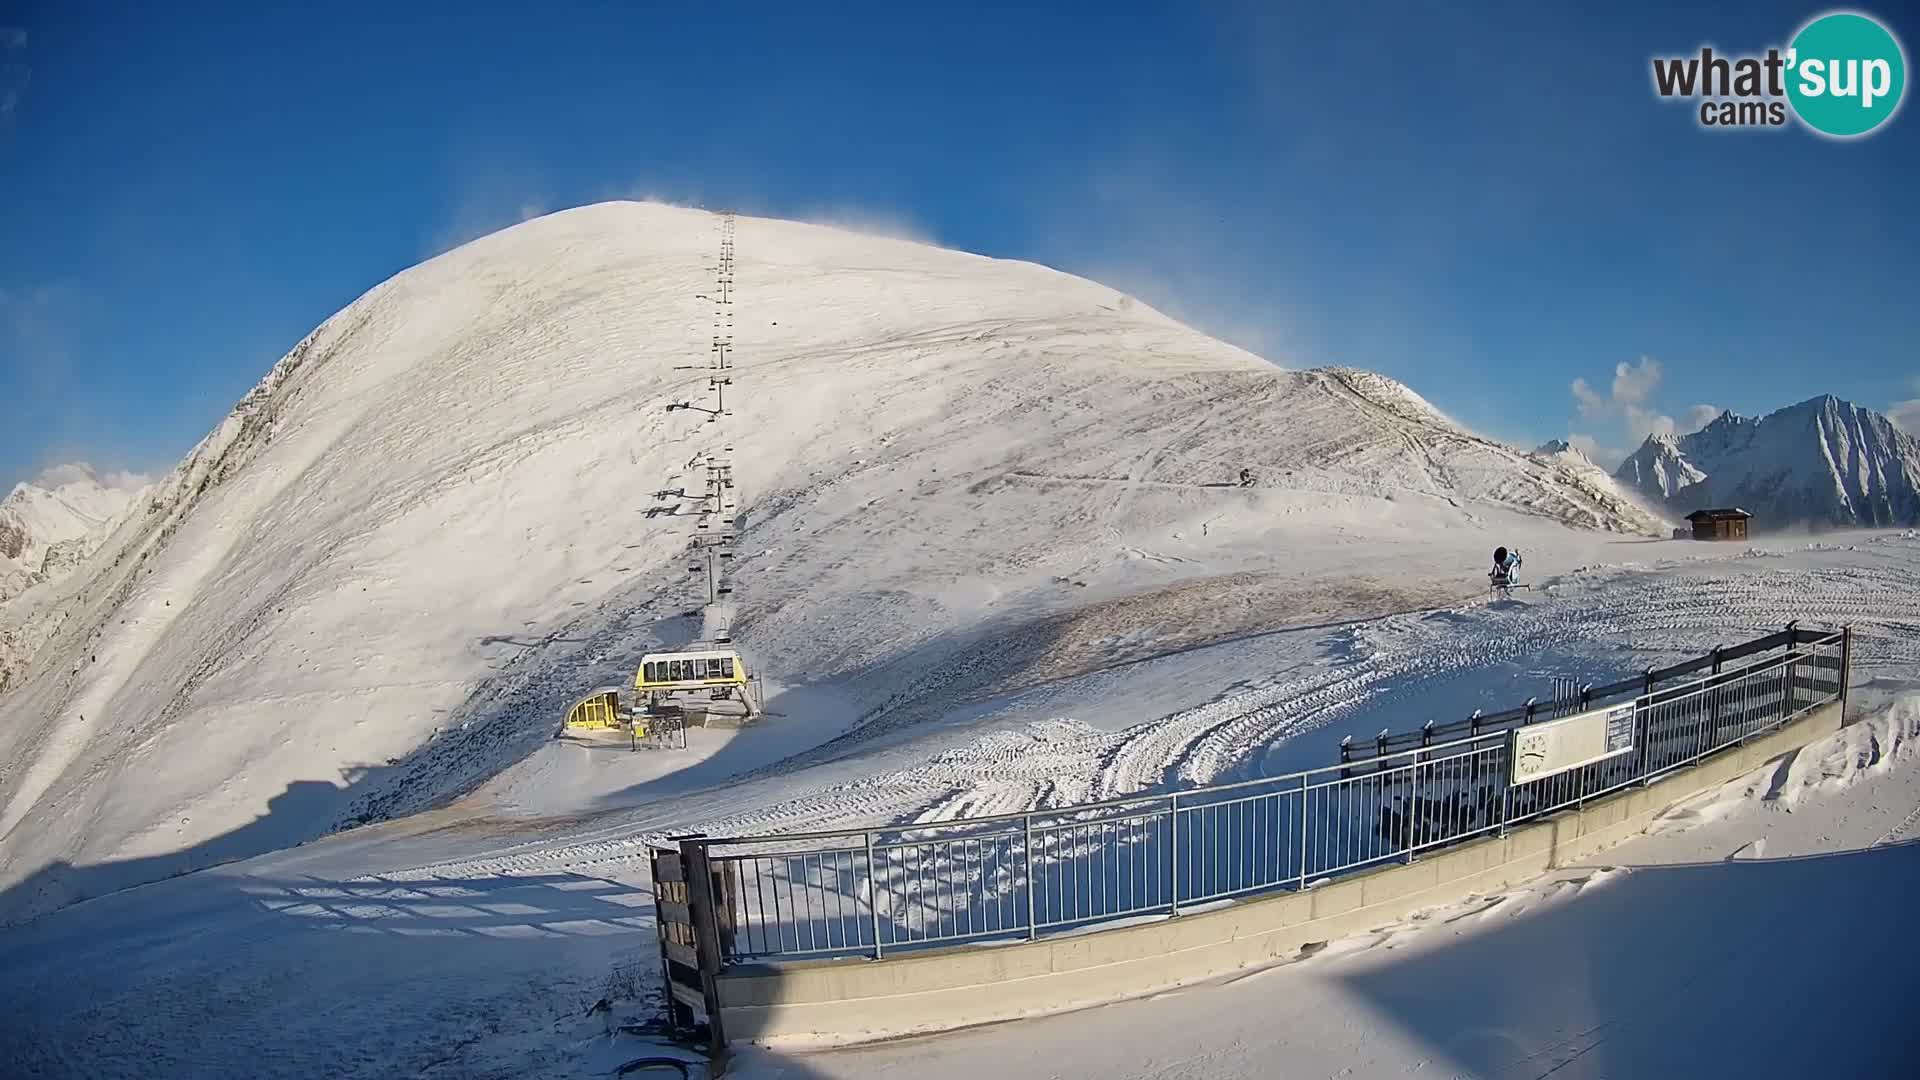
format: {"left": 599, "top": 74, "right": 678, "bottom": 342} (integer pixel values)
{"left": 0, "top": 201, "right": 1662, "bottom": 922}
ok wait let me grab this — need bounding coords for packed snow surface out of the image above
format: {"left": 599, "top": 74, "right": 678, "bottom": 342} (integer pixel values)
{"left": 1, "top": 535, "right": 1916, "bottom": 1079}
{"left": 0, "top": 202, "right": 1663, "bottom": 919}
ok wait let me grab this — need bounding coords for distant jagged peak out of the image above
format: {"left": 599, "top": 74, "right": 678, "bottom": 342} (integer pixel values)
{"left": 1532, "top": 439, "right": 1597, "bottom": 469}
{"left": 1611, "top": 391, "right": 1920, "bottom": 530}
{"left": 5, "top": 462, "right": 151, "bottom": 506}
{"left": 0, "top": 463, "right": 151, "bottom": 603}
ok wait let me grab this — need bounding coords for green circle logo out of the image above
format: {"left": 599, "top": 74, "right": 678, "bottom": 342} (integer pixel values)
{"left": 1787, "top": 11, "right": 1907, "bottom": 137}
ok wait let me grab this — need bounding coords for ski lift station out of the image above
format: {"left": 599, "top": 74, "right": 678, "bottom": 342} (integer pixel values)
{"left": 561, "top": 646, "right": 760, "bottom": 746}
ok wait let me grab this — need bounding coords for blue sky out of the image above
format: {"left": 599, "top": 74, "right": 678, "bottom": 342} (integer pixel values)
{"left": 1, "top": 1, "right": 1915, "bottom": 491}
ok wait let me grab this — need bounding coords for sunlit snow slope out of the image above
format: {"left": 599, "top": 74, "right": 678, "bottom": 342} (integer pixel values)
{"left": 0, "top": 202, "right": 1662, "bottom": 920}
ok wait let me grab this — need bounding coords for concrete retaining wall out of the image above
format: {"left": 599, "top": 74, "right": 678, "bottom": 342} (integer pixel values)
{"left": 717, "top": 700, "right": 1845, "bottom": 1048}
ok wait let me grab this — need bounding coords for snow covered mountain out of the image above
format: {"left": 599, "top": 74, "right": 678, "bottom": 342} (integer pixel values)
{"left": 1531, "top": 439, "right": 1600, "bottom": 472}
{"left": 1613, "top": 397, "right": 1920, "bottom": 529}
{"left": 1614, "top": 433, "right": 1708, "bottom": 499}
{"left": 0, "top": 466, "right": 146, "bottom": 605}
{"left": 0, "top": 202, "right": 1665, "bottom": 921}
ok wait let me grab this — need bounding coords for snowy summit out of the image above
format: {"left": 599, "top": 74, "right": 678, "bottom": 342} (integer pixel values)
{"left": 0, "top": 465, "right": 146, "bottom": 602}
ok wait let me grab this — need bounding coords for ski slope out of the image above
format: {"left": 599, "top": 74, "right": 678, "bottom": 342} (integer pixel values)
{"left": 0, "top": 202, "right": 1664, "bottom": 923}
{"left": 255, "top": 531, "right": 1920, "bottom": 889}
{"left": 1, "top": 539, "right": 1916, "bottom": 1079}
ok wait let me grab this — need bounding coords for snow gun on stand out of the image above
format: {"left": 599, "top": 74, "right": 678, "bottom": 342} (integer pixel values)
{"left": 1489, "top": 546, "right": 1528, "bottom": 599}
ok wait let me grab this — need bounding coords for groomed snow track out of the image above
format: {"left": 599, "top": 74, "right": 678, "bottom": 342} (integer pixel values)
{"left": 343, "top": 535, "right": 1920, "bottom": 887}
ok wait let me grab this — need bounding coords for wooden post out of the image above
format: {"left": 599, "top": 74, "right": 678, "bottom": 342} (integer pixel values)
{"left": 679, "top": 837, "right": 729, "bottom": 1054}
{"left": 648, "top": 846, "right": 695, "bottom": 1035}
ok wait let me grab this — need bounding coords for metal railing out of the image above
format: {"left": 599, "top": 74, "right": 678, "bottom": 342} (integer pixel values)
{"left": 1337, "top": 623, "right": 1831, "bottom": 767}
{"left": 666, "top": 626, "right": 1848, "bottom": 965}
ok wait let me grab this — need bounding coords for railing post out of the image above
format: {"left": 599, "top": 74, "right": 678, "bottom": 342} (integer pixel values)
{"left": 1404, "top": 749, "right": 1418, "bottom": 861}
{"left": 1297, "top": 773, "right": 1310, "bottom": 888}
{"left": 1840, "top": 625, "right": 1853, "bottom": 721}
{"left": 1499, "top": 734, "right": 1514, "bottom": 837}
{"left": 1023, "top": 813, "right": 1037, "bottom": 941}
{"left": 1168, "top": 792, "right": 1181, "bottom": 916}
{"left": 865, "top": 830, "right": 882, "bottom": 959}
{"left": 1712, "top": 646, "right": 1724, "bottom": 745}
{"left": 1784, "top": 622, "right": 1800, "bottom": 723}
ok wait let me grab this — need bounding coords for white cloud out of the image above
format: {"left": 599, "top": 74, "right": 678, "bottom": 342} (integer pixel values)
{"left": 1890, "top": 399, "right": 1920, "bottom": 434}
{"left": 1571, "top": 377, "right": 1607, "bottom": 416}
{"left": 34, "top": 463, "right": 95, "bottom": 486}
{"left": 1568, "top": 355, "right": 1718, "bottom": 451}
{"left": 1625, "top": 404, "right": 1675, "bottom": 440}
{"left": 1566, "top": 432, "right": 1628, "bottom": 470}
{"left": 1610, "top": 356, "right": 1661, "bottom": 407}
{"left": 30, "top": 463, "right": 149, "bottom": 491}
{"left": 1572, "top": 357, "right": 1666, "bottom": 424}
{"left": 1682, "top": 404, "right": 1723, "bottom": 433}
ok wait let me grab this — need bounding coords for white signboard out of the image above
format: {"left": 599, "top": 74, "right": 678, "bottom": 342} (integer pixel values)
{"left": 1509, "top": 702, "right": 1636, "bottom": 786}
